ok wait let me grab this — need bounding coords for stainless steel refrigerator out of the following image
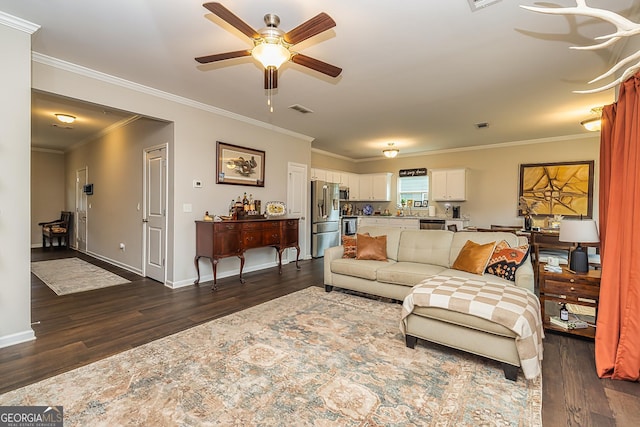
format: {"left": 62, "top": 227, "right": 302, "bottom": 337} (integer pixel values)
{"left": 311, "top": 181, "right": 340, "bottom": 258}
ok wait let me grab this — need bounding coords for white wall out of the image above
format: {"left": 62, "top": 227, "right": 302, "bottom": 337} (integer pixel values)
{"left": 32, "top": 59, "right": 312, "bottom": 287}
{"left": 0, "top": 22, "right": 35, "bottom": 347}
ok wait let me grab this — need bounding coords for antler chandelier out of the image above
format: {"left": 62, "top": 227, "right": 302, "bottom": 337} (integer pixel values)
{"left": 521, "top": 0, "right": 640, "bottom": 93}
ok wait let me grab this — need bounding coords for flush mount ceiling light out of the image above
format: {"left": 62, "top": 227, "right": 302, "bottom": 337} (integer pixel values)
{"left": 55, "top": 113, "right": 76, "bottom": 124}
{"left": 383, "top": 143, "right": 399, "bottom": 158}
{"left": 580, "top": 107, "right": 603, "bottom": 132}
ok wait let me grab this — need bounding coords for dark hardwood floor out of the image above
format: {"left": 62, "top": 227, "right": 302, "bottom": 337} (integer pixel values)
{"left": 1, "top": 248, "right": 638, "bottom": 426}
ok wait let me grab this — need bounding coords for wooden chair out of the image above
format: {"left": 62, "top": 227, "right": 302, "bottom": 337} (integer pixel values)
{"left": 39, "top": 211, "right": 73, "bottom": 248}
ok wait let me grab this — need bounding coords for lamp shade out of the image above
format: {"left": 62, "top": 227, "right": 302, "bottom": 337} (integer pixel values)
{"left": 251, "top": 42, "right": 290, "bottom": 69}
{"left": 558, "top": 219, "right": 600, "bottom": 243}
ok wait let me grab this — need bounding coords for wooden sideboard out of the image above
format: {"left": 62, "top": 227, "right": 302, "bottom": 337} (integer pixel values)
{"left": 194, "top": 218, "right": 300, "bottom": 289}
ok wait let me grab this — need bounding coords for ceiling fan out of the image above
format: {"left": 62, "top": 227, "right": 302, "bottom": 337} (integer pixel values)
{"left": 195, "top": 2, "right": 342, "bottom": 108}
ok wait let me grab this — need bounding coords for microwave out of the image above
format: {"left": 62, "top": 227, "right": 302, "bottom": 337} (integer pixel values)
{"left": 339, "top": 187, "right": 349, "bottom": 200}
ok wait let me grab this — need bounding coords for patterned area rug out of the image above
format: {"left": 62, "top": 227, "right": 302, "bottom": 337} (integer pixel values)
{"left": 31, "top": 258, "right": 130, "bottom": 295}
{"left": 0, "top": 287, "right": 541, "bottom": 426}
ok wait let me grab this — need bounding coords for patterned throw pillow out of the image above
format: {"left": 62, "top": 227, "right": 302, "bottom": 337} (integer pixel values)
{"left": 485, "top": 240, "right": 530, "bottom": 282}
{"left": 342, "top": 235, "right": 358, "bottom": 258}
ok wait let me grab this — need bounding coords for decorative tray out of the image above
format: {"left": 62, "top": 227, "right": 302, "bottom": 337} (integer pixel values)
{"left": 265, "top": 201, "right": 286, "bottom": 216}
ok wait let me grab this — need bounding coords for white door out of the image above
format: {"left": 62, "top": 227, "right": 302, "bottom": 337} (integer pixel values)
{"left": 144, "top": 146, "right": 167, "bottom": 283}
{"left": 287, "top": 162, "right": 308, "bottom": 260}
{"left": 75, "top": 168, "right": 88, "bottom": 252}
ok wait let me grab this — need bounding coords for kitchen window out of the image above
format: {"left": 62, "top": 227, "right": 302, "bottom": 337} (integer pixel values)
{"left": 398, "top": 175, "right": 429, "bottom": 206}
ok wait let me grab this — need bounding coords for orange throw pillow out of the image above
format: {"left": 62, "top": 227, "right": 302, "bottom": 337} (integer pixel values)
{"left": 356, "top": 233, "right": 388, "bottom": 261}
{"left": 452, "top": 240, "right": 496, "bottom": 275}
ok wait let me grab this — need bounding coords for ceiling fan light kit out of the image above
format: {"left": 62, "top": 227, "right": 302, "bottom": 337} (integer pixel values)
{"left": 196, "top": 2, "right": 341, "bottom": 111}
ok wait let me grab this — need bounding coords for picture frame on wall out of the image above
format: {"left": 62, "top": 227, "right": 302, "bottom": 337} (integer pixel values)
{"left": 518, "top": 160, "right": 594, "bottom": 218}
{"left": 216, "top": 141, "right": 265, "bottom": 187}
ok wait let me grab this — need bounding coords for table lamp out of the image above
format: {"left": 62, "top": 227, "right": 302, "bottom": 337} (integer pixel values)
{"left": 558, "top": 219, "right": 600, "bottom": 273}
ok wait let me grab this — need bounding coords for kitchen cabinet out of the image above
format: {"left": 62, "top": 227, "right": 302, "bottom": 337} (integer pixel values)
{"left": 310, "top": 168, "right": 342, "bottom": 184}
{"left": 431, "top": 168, "right": 466, "bottom": 201}
{"left": 359, "top": 173, "right": 392, "bottom": 201}
{"left": 344, "top": 173, "right": 359, "bottom": 200}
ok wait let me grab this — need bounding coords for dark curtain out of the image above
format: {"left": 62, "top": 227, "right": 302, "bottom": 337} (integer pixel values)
{"left": 595, "top": 71, "right": 640, "bottom": 381}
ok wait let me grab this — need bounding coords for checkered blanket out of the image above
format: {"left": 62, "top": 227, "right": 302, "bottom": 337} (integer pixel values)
{"left": 400, "top": 275, "right": 544, "bottom": 380}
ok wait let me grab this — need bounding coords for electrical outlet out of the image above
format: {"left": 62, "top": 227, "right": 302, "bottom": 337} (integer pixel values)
{"left": 193, "top": 179, "right": 203, "bottom": 188}
{"left": 119, "top": 243, "right": 125, "bottom": 251}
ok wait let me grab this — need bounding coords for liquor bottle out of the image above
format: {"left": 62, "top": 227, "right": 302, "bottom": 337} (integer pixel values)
{"left": 229, "top": 200, "right": 235, "bottom": 216}
{"left": 243, "top": 192, "right": 249, "bottom": 211}
{"left": 560, "top": 303, "right": 569, "bottom": 321}
{"left": 249, "top": 194, "right": 255, "bottom": 212}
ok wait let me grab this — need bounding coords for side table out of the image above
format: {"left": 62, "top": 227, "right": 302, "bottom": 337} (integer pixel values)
{"left": 538, "top": 264, "right": 601, "bottom": 339}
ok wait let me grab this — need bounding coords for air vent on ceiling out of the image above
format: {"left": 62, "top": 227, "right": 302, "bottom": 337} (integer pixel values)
{"left": 467, "top": 0, "right": 502, "bottom": 12}
{"left": 475, "top": 122, "right": 490, "bottom": 129}
{"left": 288, "top": 104, "right": 314, "bottom": 114}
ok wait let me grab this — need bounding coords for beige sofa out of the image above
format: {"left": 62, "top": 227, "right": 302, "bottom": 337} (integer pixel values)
{"left": 323, "top": 225, "right": 536, "bottom": 380}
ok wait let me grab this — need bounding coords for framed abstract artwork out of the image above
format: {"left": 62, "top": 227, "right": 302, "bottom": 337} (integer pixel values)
{"left": 518, "top": 160, "right": 594, "bottom": 218}
{"left": 216, "top": 141, "right": 265, "bottom": 187}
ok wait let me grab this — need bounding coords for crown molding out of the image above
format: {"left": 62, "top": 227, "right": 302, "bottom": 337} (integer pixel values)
{"left": 31, "top": 52, "right": 314, "bottom": 143}
{"left": 348, "top": 133, "right": 600, "bottom": 163}
{"left": 0, "top": 11, "right": 40, "bottom": 34}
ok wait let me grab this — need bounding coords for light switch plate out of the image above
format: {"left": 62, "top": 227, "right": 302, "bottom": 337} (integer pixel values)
{"left": 183, "top": 203, "right": 192, "bottom": 213}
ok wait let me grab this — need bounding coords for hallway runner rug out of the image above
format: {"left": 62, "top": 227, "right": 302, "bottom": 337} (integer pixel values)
{"left": 31, "top": 257, "right": 130, "bottom": 295}
{"left": 0, "top": 286, "right": 541, "bottom": 426}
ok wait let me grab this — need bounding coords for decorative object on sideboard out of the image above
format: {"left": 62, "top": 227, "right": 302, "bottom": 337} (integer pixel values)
{"left": 518, "top": 196, "right": 540, "bottom": 231}
{"left": 559, "top": 219, "right": 600, "bottom": 273}
{"left": 216, "top": 141, "right": 265, "bottom": 187}
{"left": 265, "top": 201, "right": 286, "bottom": 217}
{"left": 521, "top": 1, "right": 640, "bottom": 93}
{"left": 519, "top": 161, "right": 595, "bottom": 219}
{"left": 383, "top": 142, "right": 399, "bottom": 158}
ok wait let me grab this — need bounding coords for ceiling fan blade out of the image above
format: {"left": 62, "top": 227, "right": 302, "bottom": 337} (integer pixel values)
{"left": 203, "top": 2, "right": 259, "bottom": 39}
{"left": 291, "top": 54, "right": 342, "bottom": 78}
{"left": 195, "top": 49, "right": 251, "bottom": 64}
{"left": 284, "top": 12, "right": 336, "bottom": 45}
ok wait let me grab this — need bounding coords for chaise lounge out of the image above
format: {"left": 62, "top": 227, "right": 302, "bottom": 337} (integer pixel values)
{"left": 324, "top": 225, "right": 543, "bottom": 380}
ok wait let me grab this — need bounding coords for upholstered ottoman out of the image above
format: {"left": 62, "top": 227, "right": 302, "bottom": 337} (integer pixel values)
{"left": 400, "top": 275, "right": 543, "bottom": 381}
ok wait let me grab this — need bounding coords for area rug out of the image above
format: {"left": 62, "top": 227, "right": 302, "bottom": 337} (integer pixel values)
{"left": 0, "top": 287, "right": 541, "bottom": 426}
{"left": 31, "top": 258, "right": 130, "bottom": 295}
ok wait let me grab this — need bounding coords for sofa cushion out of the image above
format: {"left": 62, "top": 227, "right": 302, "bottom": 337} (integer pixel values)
{"left": 397, "top": 230, "right": 454, "bottom": 267}
{"left": 330, "top": 258, "right": 395, "bottom": 281}
{"left": 376, "top": 262, "right": 448, "bottom": 286}
{"left": 485, "top": 240, "right": 530, "bottom": 282}
{"left": 451, "top": 240, "right": 496, "bottom": 275}
{"left": 449, "top": 231, "right": 520, "bottom": 266}
{"left": 356, "top": 234, "right": 388, "bottom": 261}
{"left": 357, "top": 226, "right": 403, "bottom": 261}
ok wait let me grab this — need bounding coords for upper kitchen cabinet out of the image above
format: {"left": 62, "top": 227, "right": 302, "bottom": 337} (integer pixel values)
{"left": 431, "top": 168, "right": 466, "bottom": 201}
{"left": 310, "top": 168, "right": 342, "bottom": 184}
{"left": 359, "top": 173, "right": 392, "bottom": 201}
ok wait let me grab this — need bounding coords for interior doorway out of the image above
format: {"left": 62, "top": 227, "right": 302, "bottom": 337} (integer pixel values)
{"left": 287, "top": 162, "right": 308, "bottom": 260}
{"left": 75, "top": 167, "right": 88, "bottom": 252}
{"left": 143, "top": 145, "right": 168, "bottom": 283}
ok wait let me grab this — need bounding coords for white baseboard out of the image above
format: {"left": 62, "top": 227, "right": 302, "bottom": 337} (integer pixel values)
{"left": 85, "top": 251, "right": 143, "bottom": 276}
{"left": 168, "top": 260, "right": 280, "bottom": 289}
{"left": 0, "top": 329, "right": 35, "bottom": 349}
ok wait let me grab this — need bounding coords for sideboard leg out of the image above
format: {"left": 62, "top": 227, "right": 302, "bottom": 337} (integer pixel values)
{"left": 210, "top": 258, "right": 218, "bottom": 291}
{"left": 193, "top": 256, "right": 201, "bottom": 285}
{"left": 238, "top": 255, "right": 246, "bottom": 284}
{"left": 295, "top": 245, "right": 301, "bottom": 270}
